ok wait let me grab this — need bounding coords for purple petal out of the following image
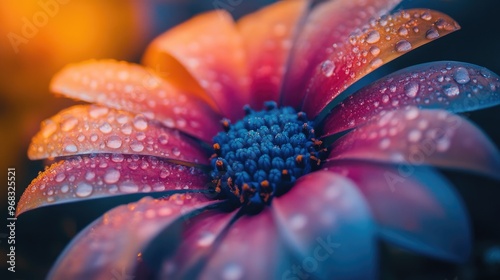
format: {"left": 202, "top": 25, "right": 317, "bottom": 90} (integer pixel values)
{"left": 281, "top": 0, "right": 402, "bottom": 108}
{"left": 47, "top": 194, "right": 221, "bottom": 280}
{"left": 327, "top": 108, "right": 500, "bottom": 179}
{"left": 29, "top": 105, "right": 209, "bottom": 164}
{"left": 324, "top": 161, "right": 471, "bottom": 262}
{"left": 51, "top": 60, "right": 222, "bottom": 142}
{"left": 323, "top": 61, "right": 500, "bottom": 136}
{"left": 301, "top": 9, "right": 460, "bottom": 118}
{"left": 199, "top": 209, "right": 293, "bottom": 280}
{"left": 17, "top": 154, "right": 209, "bottom": 216}
{"left": 273, "top": 171, "right": 376, "bottom": 279}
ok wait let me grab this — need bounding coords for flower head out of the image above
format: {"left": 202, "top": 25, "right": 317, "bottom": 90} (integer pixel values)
{"left": 18, "top": 0, "right": 500, "bottom": 279}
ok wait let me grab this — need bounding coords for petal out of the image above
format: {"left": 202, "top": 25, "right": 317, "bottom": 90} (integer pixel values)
{"left": 142, "top": 10, "right": 250, "bottom": 120}
{"left": 281, "top": 0, "right": 401, "bottom": 109}
{"left": 323, "top": 61, "right": 500, "bottom": 136}
{"left": 273, "top": 171, "right": 377, "bottom": 279}
{"left": 327, "top": 108, "right": 500, "bottom": 179}
{"left": 324, "top": 161, "right": 471, "bottom": 262}
{"left": 29, "top": 105, "right": 209, "bottom": 164}
{"left": 237, "top": 0, "right": 307, "bottom": 108}
{"left": 302, "top": 9, "right": 460, "bottom": 118}
{"left": 199, "top": 209, "right": 292, "bottom": 280}
{"left": 51, "top": 60, "right": 221, "bottom": 142}
{"left": 17, "top": 154, "right": 209, "bottom": 216}
{"left": 47, "top": 195, "right": 221, "bottom": 280}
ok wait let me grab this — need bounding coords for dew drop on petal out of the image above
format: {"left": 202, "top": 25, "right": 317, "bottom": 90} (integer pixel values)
{"left": 454, "top": 67, "right": 471, "bottom": 84}
{"left": 379, "top": 138, "right": 391, "bottom": 149}
{"left": 404, "top": 82, "right": 419, "bottom": 98}
{"left": 397, "top": 26, "right": 408, "bottom": 36}
{"left": 130, "top": 141, "right": 145, "bottom": 152}
{"left": 395, "top": 40, "right": 412, "bottom": 52}
{"left": 42, "top": 121, "right": 57, "bottom": 138}
{"left": 320, "top": 60, "right": 336, "bottom": 77}
{"left": 133, "top": 116, "right": 148, "bottom": 130}
{"left": 425, "top": 28, "right": 439, "bottom": 39}
{"left": 443, "top": 84, "right": 460, "bottom": 97}
{"left": 369, "top": 46, "right": 381, "bottom": 56}
{"left": 370, "top": 58, "right": 383, "bottom": 69}
{"left": 120, "top": 181, "right": 139, "bottom": 193}
{"left": 75, "top": 182, "right": 93, "bottom": 197}
{"left": 366, "top": 30, "right": 381, "bottom": 44}
{"left": 104, "top": 169, "right": 120, "bottom": 184}
{"left": 64, "top": 143, "right": 78, "bottom": 153}
{"left": 106, "top": 136, "right": 123, "bottom": 149}
{"left": 99, "top": 122, "right": 113, "bottom": 134}
{"left": 172, "top": 147, "right": 181, "bottom": 157}
{"left": 405, "top": 107, "right": 420, "bottom": 120}
{"left": 60, "top": 184, "right": 69, "bottom": 193}
{"left": 158, "top": 134, "right": 169, "bottom": 145}
{"left": 61, "top": 117, "right": 79, "bottom": 132}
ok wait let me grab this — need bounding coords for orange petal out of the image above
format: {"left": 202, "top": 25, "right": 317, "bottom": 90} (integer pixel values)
{"left": 302, "top": 9, "right": 460, "bottom": 118}
{"left": 50, "top": 60, "right": 221, "bottom": 142}
{"left": 143, "top": 10, "right": 249, "bottom": 120}
{"left": 282, "top": 0, "right": 402, "bottom": 109}
{"left": 237, "top": 0, "right": 307, "bottom": 109}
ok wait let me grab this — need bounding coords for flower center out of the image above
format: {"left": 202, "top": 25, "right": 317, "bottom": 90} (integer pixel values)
{"left": 210, "top": 101, "right": 325, "bottom": 211}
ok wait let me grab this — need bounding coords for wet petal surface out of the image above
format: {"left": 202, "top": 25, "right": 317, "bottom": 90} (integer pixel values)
{"left": 51, "top": 60, "right": 221, "bottom": 142}
{"left": 302, "top": 9, "right": 460, "bottom": 118}
{"left": 273, "top": 171, "right": 376, "bottom": 279}
{"left": 17, "top": 154, "right": 209, "bottom": 216}
{"left": 29, "top": 105, "right": 208, "bottom": 164}
{"left": 48, "top": 195, "right": 220, "bottom": 280}
{"left": 143, "top": 11, "right": 250, "bottom": 120}
{"left": 324, "top": 161, "right": 471, "bottom": 262}
{"left": 327, "top": 108, "right": 500, "bottom": 179}
{"left": 237, "top": 0, "right": 307, "bottom": 109}
{"left": 282, "top": 0, "right": 401, "bottom": 108}
{"left": 323, "top": 61, "right": 500, "bottom": 136}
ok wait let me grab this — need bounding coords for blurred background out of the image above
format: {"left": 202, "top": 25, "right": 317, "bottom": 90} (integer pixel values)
{"left": 0, "top": 0, "right": 499, "bottom": 279}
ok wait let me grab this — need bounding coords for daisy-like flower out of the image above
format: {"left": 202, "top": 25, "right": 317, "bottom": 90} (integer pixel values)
{"left": 17, "top": 0, "right": 500, "bottom": 279}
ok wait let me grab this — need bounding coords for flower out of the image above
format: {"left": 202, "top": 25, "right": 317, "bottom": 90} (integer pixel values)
{"left": 17, "top": 0, "right": 500, "bottom": 279}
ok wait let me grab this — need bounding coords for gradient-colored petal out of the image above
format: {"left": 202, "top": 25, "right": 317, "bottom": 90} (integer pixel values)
{"left": 17, "top": 154, "right": 209, "bottom": 216}
{"left": 143, "top": 10, "right": 249, "bottom": 120}
{"left": 48, "top": 195, "right": 221, "bottom": 280}
{"left": 273, "top": 171, "right": 376, "bottom": 279}
{"left": 29, "top": 105, "right": 209, "bottom": 164}
{"left": 323, "top": 61, "right": 500, "bottom": 136}
{"left": 327, "top": 108, "right": 500, "bottom": 179}
{"left": 324, "top": 161, "right": 471, "bottom": 262}
{"left": 51, "top": 60, "right": 221, "bottom": 142}
{"left": 303, "top": 9, "right": 460, "bottom": 118}
{"left": 153, "top": 210, "right": 238, "bottom": 279}
{"left": 281, "top": 0, "right": 401, "bottom": 108}
{"left": 199, "top": 209, "right": 292, "bottom": 280}
{"left": 237, "top": 0, "right": 307, "bottom": 108}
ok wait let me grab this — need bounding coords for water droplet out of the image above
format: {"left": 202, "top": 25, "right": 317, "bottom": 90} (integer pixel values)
{"left": 42, "top": 120, "right": 57, "bottom": 138}
{"left": 133, "top": 116, "right": 148, "bottom": 130}
{"left": 60, "top": 184, "right": 69, "bottom": 193}
{"left": 381, "top": 94, "right": 389, "bottom": 103}
{"left": 61, "top": 117, "right": 79, "bottom": 132}
{"left": 320, "top": 60, "right": 335, "bottom": 77}
{"left": 405, "top": 107, "right": 419, "bottom": 120}
{"left": 90, "top": 134, "right": 99, "bottom": 142}
{"left": 421, "top": 11, "right": 432, "bottom": 21}
{"left": 85, "top": 171, "right": 95, "bottom": 181}
{"left": 197, "top": 232, "right": 216, "bottom": 247}
{"left": 120, "top": 181, "right": 139, "bottom": 193}
{"left": 379, "top": 138, "right": 391, "bottom": 149}
{"left": 158, "top": 134, "right": 169, "bottom": 145}
{"left": 395, "top": 40, "right": 412, "bottom": 52}
{"left": 106, "top": 136, "right": 123, "bottom": 149}
{"left": 111, "top": 154, "right": 124, "bottom": 163}
{"left": 365, "top": 30, "right": 380, "bottom": 44}
{"left": 99, "top": 122, "right": 112, "bottom": 134}
{"left": 64, "top": 143, "right": 78, "bottom": 153}
{"left": 370, "top": 58, "right": 383, "bottom": 69}
{"left": 408, "top": 129, "right": 422, "bottom": 142}
{"left": 222, "top": 263, "right": 243, "bottom": 280}
{"left": 454, "top": 67, "right": 470, "bottom": 84}
{"left": 75, "top": 182, "right": 93, "bottom": 197}
{"left": 443, "top": 84, "right": 460, "bottom": 97}
{"left": 397, "top": 26, "right": 408, "bottom": 36}
{"left": 172, "top": 147, "right": 181, "bottom": 157}
{"left": 289, "top": 214, "right": 307, "bottom": 230}
{"left": 425, "top": 28, "right": 439, "bottom": 39}
{"left": 104, "top": 169, "right": 120, "bottom": 184}
{"left": 130, "top": 142, "right": 145, "bottom": 152}
{"left": 89, "top": 106, "right": 109, "bottom": 118}
{"left": 160, "top": 169, "right": 170, "bottom": 179}
{"left": 404, "top": 82, "right": 419, "bottom": 98}
{"left": 55, "top": 173, "right": 66, "bottom": 183}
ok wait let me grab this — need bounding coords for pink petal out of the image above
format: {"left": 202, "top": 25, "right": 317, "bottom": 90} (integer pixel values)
{"left": 200, "top": 209, "right": 292, "bottom": 280}
{"left": 17, "top": 154, "right": 209, "bottom": 216}
{"left": 323, "top": 61, "right": 500, "bottom": 136}
{"left": 324, "top": 161, "right": 471, "bottom": 262}
{"left": 154, "top": 210, "right": 238, "bottom": 279}
{"left": 273, "top": 171, "right": 376, "bottom": 279}
{"left": 51, "top": 60, "right": 221, "bottom": 142}
{"left": 29, "top": 105, "right": 209, "bottom": 164}
{"left": 302, "top": 9, "right": 460, "bottom": 118}
{"left": 237, "top": 0, "right": 307, "bottom": 109}
{"left": 327, "top": 108, "right": 500, "bottom": 179}
{"left": 281, "top": 0, "right": 401, "bottom": 109}
{"left": 142, "top": 11, "right": 250, "bottom": 121}
{"left": 47, "top": 195, "right": 221, "bottom": 280}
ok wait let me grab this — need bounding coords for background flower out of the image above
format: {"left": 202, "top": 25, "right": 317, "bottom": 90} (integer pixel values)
{"left": 1, "top": 0, "right": 500, "bottom": 279}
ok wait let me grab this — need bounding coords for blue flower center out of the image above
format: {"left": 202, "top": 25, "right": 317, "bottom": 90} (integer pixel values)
{"left": 210, "top": 101, "right": 325, "bottom": 210}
